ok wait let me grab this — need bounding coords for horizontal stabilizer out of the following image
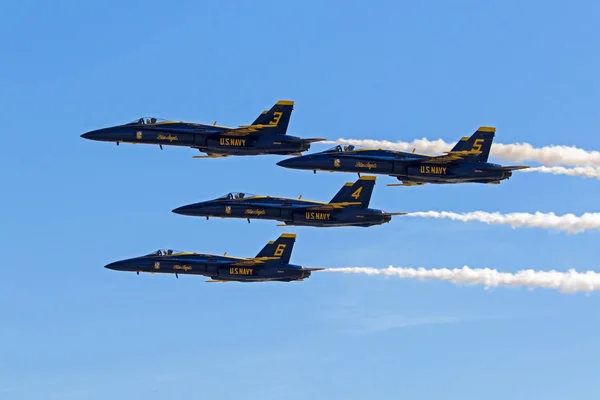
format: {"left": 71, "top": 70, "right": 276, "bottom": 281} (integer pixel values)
{"left": 205, "top": 280, "right": 231, "bottom": 283}
{"left": 302, "top": 138, "right": 327, "bottom": 143}
{"left": 499, "top": 165, "right": 530, "bottom": 171}
{"left": 302, "top": 268, "right": 325, "bottom": 272}
{"left": 387, "top": 212, "right": 408, "bottom": 216}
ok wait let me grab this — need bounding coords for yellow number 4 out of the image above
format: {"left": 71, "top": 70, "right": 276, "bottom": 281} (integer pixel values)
{"left": 472, "top": 138, "right": 485, "bottom": 152}
{"left": 274, "top": 243, "right": 286, "bottom": 257}
{"left": 269, "top": 112, "right": 283, "bottom": 126}
{"left": 351, "top": 187, "right": 363, "bottom": 200}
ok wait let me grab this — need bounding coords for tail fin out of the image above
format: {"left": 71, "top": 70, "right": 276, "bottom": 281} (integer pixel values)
{"left": 329, "top": 176, "right": 376, "bottom": 208}
{"left": 250, "top": 100, "right": 294, "bottom": 135}
{"left": 450, "top": 126, "right": 495, "bottom": 162}
{"left": 255, "top": 233, "right": 296, "bottom": 264}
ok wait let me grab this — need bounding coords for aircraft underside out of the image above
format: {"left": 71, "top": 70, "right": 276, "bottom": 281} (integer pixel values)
{"left": 395, "top": 174, "right": 508, "bottom": 184}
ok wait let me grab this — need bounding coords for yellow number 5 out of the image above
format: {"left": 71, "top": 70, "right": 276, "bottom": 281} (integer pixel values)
{"left": 274, "top": 244, "right": 286, "bottom": 256}
{"left": 472, "top": 138, "right": 484, "bottom": 152}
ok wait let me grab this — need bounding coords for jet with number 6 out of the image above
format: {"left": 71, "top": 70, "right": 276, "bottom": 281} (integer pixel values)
{"left": 80, "top": 100, "right": 326, "bottom": 158}
{"left": 104, "top": 233, "right": 323, "bottom": 283}
{"left": 172, "top": 176, "right": 405, "bottom": 227}
{"left": 277, "top": 127, "right": 529, "bottom": 186}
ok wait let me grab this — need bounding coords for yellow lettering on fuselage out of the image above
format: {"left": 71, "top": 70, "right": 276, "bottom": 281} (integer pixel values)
{"left": 245, "top": 209, "right": 266, "bottom": 216}
{"left": 355, "top": 161, "right": 377, "bottom": 169}
{"left": 173, "top": 264, "right": 192, "bottom": 272}
{"left": 157, "top": 134, "right": 178, "bottom": 142}
{"left": 220, "top": 138, "right": 247, "bottom": 146}
{"left": 420, "top": 166, "right": 447, "bottom": 175}
{"left": 230, "top": 267, "right": 254, "bottom": 275}
{"left": 305, "top": 212, "right": 331, "bottom": 220}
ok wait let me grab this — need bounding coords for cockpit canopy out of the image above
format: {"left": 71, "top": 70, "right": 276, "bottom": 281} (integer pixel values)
{"left": 146, "top": 249, "right": 185, "bottom": 256}
{"left": 324, "top": 144, "right": 358, "bottom": 153}
{"left": 216, "top": 192, "right": 258, "bottom": 200}
{"left": 128, "top": 117, "right": 170, "bottom": 125}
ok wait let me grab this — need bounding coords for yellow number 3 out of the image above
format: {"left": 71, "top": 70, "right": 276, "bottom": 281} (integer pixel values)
{"left": 274, "top": 243, "right": 286, "bottom": 256}
{"left": 472, "top": 138, "right": 484, "bottom": 152}
{"left": 269, "top": 112, "right": 283, "bottom": 126}
{"left": 351, "top": 187, "right": 363, "bottom": 200}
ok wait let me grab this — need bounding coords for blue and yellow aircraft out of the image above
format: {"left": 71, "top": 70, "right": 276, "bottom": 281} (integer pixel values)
{"left": 172, "top": 176, "right": 405, "bottom": 227}
{"left": 104, "top": 233, "right": 322, "bottom": 283}
{"left": 80, "top": 100, "right": 325, "bottom": 157}
{"left": 277, "top": 127, "right": 529, "bottom": 186}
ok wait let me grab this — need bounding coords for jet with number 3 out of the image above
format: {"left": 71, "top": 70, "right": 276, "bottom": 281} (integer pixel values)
{"left": 80, "top": 100, "right": 325, "bottom": 158}
{"left": 172, "top": 176, "right": 405, "bottom": 227}
{"left": 104, "top": 233, "right": 323, "bottom": 283}
{"left": 276, "top": 127, "right": 529, "bottom": 186}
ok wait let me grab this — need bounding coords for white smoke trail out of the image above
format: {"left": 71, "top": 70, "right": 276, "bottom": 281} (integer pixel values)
{"left": 405, "top": 211, "right": 600, "bottom": 234}
{"left": 322, "top": 138, "right": 600, "bottom": 168}
{"left": 323, "top": 266, "right": 600, "bottom": 294}
{"left": 521, "top": 166, "right": 600, "bottom": 180}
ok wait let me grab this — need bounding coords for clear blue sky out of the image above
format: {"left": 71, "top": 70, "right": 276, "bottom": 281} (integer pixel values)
{"left": 2, "top": 1, "right": 600, "bottom": 399}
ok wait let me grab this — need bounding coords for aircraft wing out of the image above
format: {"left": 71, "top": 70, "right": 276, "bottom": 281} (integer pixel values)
{"left": 475, "top": 165, "right": 530, "bottom": 172}
{"left": 387, "top": 182, "right": 425, "bottom": 187}
{"left": 249, "top": 256, "right": 281, "bottom": 263}
{"left": 220, "top": 124, "right": 281, "bottom": 136}
{"left": 193, "top": 154, "right": 230, "bottom": 159}
{"left": 305, "top": 202, "right": 362, "bottom": 210}
{"left": 414, "top": 150, "right": 482, "bottom": 164}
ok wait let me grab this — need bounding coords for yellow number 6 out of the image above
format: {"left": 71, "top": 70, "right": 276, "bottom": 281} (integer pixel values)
{"left": 274, "top": 244, "right": 286, "bottom": 257}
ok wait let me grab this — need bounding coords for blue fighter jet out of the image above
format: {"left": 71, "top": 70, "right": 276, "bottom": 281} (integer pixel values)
{"left": 81, "top": 100, "right": 325, "bottom": 158}
{"left": 104, "top": 233, "right": 323, "bottom": 283}
{"left": 277, "top": 127, "right": 529, "bottom": 186}
{"left": 172, "top": 176, "right": 406, "bottom": 227}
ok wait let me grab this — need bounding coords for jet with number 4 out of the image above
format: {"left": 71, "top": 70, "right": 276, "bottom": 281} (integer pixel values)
{"left": 276, "top": 127, "right": 529, "bottom": 186}
{"left": 104, "top": 233, "right": 323, "bottom": 283}
{"left": 80, "top": 100, "right": 326, "bottom": 157}
{"left": 172, "top": 176, "right": 405, "bottom": 227}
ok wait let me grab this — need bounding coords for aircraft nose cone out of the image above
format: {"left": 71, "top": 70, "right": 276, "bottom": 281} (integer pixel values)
{"left": 277, "top": 156, "right": 302, "bottom": 169}
{"left": 80, "top": 129, "right": 105, "bottom": 141}
{"left": 172, "top": 203, "right": 211, "bottom": 216}
{"left": 172, "top": 205, "right": 194, "bottom": 216}
{"left": 104, "top": 261, "right": 123, "bottom": 270}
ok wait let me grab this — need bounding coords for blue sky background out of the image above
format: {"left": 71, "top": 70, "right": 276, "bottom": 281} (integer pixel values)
{"left": 2, "top": 0, "right": 600, "bottom": 399}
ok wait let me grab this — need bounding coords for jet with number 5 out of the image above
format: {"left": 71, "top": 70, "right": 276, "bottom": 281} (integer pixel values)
{"left": 172, "top": 176, "right": 405, "bottom": 227}
{"left": 80, "top": 100, "right": 326, "bottom": 158}
{"left": 104, "top": 233, "right": 323, "bottom": 283}
{"left": 277, "top": 127, "right": 529, "bottom": 186}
